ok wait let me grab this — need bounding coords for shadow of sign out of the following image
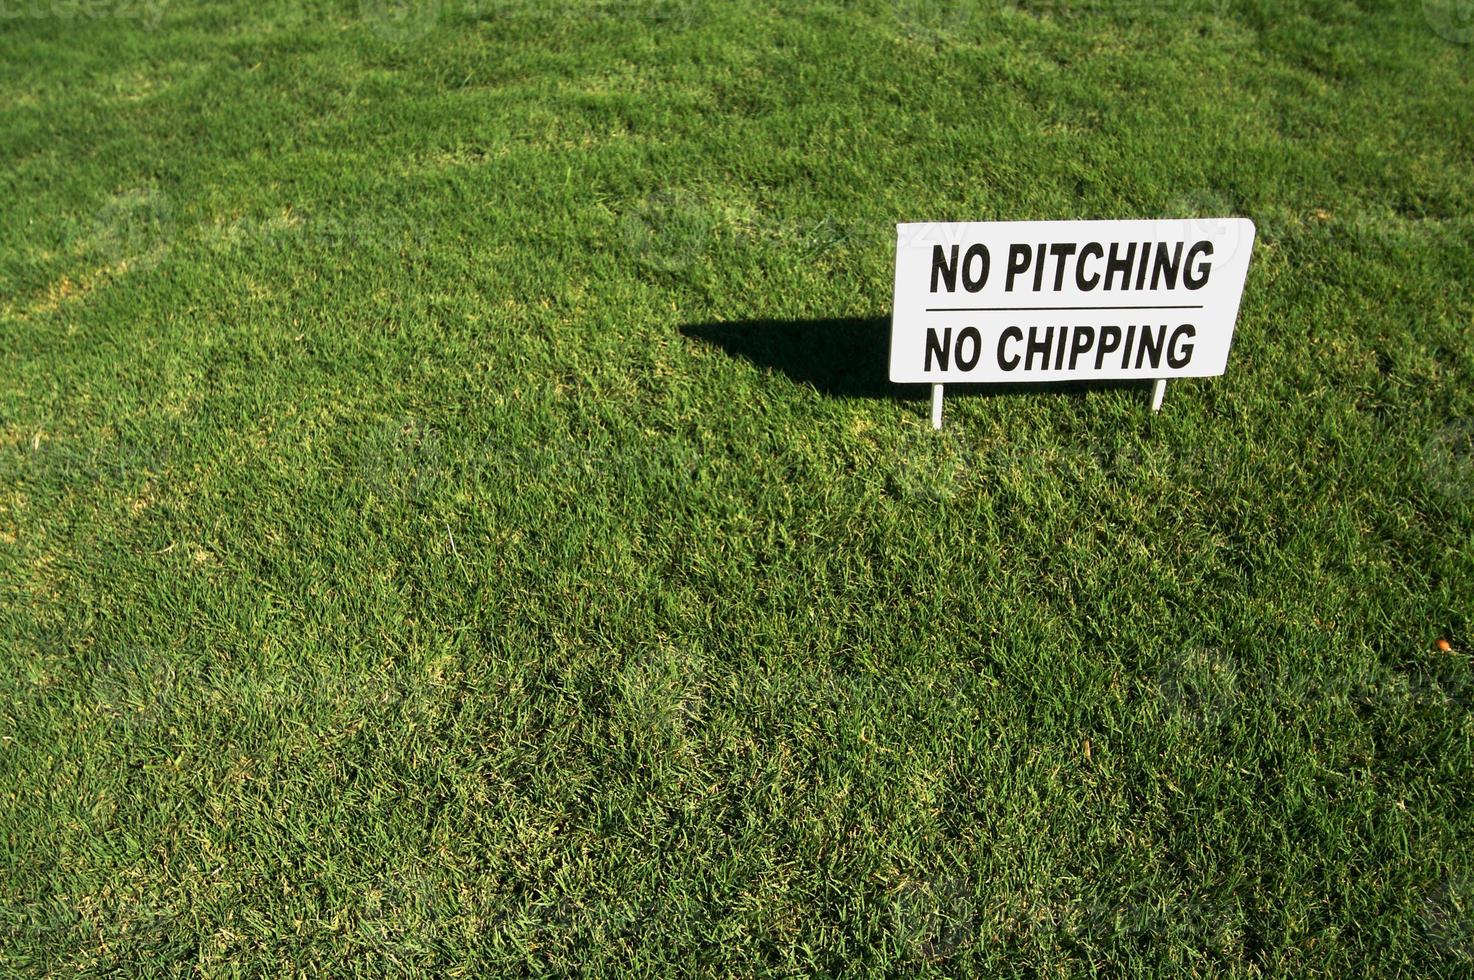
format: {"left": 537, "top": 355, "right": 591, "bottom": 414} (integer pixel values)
{"left": 681, "top": 317, "right": 1145, "bottom": 403}
{"left": 681, "top": 317, "right": 909, "bottom": 400}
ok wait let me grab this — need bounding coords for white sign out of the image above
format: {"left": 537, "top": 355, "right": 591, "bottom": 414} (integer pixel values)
{"left": 889, "top": 218, "right": 1255, "bottom": 385}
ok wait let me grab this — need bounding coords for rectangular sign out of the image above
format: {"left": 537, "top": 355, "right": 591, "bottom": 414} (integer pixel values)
{"left": 889, "top": 218, "right": 1255, "bottom": 384}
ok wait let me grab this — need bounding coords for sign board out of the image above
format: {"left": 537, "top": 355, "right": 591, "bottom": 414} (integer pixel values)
{"left": 889, "top": 218, "right": 1255, "bottom": 386}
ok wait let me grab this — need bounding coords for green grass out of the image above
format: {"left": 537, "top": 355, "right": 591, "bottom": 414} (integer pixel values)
{"left": 3, "top": 0, "right": 1473, "bottom": 974}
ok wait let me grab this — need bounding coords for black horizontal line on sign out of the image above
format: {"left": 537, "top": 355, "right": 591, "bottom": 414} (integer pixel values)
{"left": 925, "top": 304, "right": 1206, "bottom": 312}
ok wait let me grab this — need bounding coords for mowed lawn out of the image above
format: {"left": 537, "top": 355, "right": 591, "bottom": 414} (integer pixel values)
{"left": 3, "top": 0, "right": 1473, "bottom": 974}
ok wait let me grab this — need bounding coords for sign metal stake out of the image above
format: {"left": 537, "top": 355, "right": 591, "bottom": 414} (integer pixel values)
{"left": 931, "top": 383, "right": 944, "bottom": 429}
{"left": 1151, "top": 378, "right": 1167, "bottom": 412}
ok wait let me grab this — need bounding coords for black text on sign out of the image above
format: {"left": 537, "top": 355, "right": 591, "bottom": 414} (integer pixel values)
{"left": 889, "top": 219, "right": 1256, "bottom": 384}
